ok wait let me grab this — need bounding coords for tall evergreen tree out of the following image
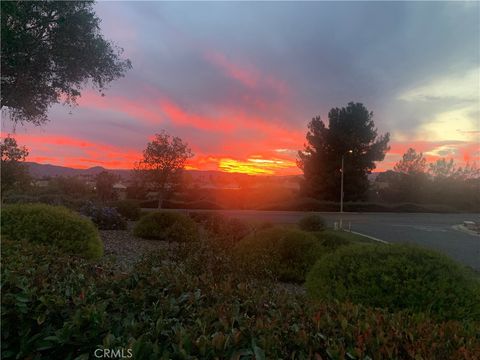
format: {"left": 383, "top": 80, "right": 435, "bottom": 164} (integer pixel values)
{"left": 298, "top": 102, "right": 390, "bottom": 201}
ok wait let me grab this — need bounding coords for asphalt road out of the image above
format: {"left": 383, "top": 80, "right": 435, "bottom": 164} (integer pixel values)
{"left": 166, "top": 209, "right": 480, "bottom": 271}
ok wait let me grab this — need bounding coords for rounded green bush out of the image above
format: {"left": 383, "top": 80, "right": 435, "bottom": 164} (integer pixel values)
{"left": 306, "top": 244, "right": 480, "bottom": 321}
{"left": 235, "top": 227, "right": 324, "bottom": 282}
{"left": 1, "top": 203, "right": 103, "bottom": 259}
{"left": 313, "top": 232, "right": 352, "bottom": 250}
{"left": 188, "top": 212, "right": 251, "bottom": 246}
{"left": 133, "top": 211, "right": 199, "bottom": 242}
{"left": 298, "top": 214, "right": 326, "bottom": 232}
{"left": 114, "top": 199, "right": 141, "bottom": 220}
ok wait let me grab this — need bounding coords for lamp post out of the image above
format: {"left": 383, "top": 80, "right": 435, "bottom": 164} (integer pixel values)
{"left": 339, "top": 149, "right": 353, "bottom": 229}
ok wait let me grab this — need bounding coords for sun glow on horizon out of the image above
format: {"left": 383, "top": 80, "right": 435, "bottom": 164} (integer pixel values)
{"left": 218, "top": 157, "right": 298, "bottom": 175}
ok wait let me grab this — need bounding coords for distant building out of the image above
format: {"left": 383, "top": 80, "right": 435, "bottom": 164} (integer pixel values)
{"left": 33, "top": 179, "right": 50, "bottom": 188}
{"left": 113, "top": 182, "right": 127, "bottom": 200}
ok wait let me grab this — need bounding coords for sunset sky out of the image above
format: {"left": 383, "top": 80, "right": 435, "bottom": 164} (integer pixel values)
{"left": 3, "top": 1, "right": 479, "bottom": 175}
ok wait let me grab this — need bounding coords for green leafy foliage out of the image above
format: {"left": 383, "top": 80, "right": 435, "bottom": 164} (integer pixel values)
{"left": 1, "top": 135, "right": 30, "bottom": 200}
{"left": 313, "top": 231, "right": 353, "bottom": 250}
{"left": 95, "top": 171, "right": 118, "bottom": 201}
{"left": 298, "top": 102, "right": 390, "bottom": 201}
{"left": 306, "top": 244, "right": 480, "bottom": 321}
{"left": 114, "top": 199, "right": 141, "bottom": 220}
{"left": 1, "top": 203, "right": 102, "bottom": 259}
{"left": 298, "top": 213, "right": 326, "bottom": 231}
{"left": 4, "top": 193, "right": 91, "bottom": 212}
{"left": 188, "top": 212, "right": 251, "bottom": 247}
{"left": 134, "top": 131, "right": 193, "bottom": 208}
{"left": 235, "top": 227, "right": 324, "bottom": 282}
{"left": 133, "top": 211, "right": 198, "bottom": 242}
{"left": 1, "top": 1, "right": 131, "bottom": 124}
{"left": 2, "top": 239, "right": 479, "bottom": 359}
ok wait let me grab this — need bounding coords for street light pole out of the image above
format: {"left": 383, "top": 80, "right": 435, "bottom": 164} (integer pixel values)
{"left": 339, "top": 150, "right": 352, "bottom": 229}
{"left": 339, "top": 154, "right": 345, "bottom": 229}
{"left": 341, "top": 155, "right": 345, "bottom": 212}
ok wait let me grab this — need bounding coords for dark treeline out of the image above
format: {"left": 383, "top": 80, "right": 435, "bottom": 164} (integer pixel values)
{"left": 373, "top": 149, "right": 479, "bottom": 212}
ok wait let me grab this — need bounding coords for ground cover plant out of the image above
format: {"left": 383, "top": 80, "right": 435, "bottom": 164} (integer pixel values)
{"left": 306, "top": 244, "right": 480, "bottom": 321}
{"left": 298, "top": 213, "right": 326, "bottom": 232}
{"left": 1, "top": 203, "right": 102, "bottom": 259}
{"left": 234, "top": 227, "right": 325, "bottom": 282}
{"left": 188, "top": 211, "right": 252, "bottom": 247}
{"left": 81, "top": 202, "right": 127, "bottom": 230}
{"left": 313, "top": 231, "right": 353, "bottom": 250}
{"left": 114, "top": 199, "right": 141, "bottom": 220}
{"left": 2, "top": 238, "right": 479, "bottom": 359}
{"left": 133, "top": 210, "right": 198, "bottom": 242}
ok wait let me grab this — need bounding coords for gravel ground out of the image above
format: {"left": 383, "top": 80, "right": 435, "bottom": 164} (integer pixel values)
{"left": 99, "top": 222, "right": 306, "bottom": 295}
{"left": 99, "top": 225, "right": 170, "bottom": 269}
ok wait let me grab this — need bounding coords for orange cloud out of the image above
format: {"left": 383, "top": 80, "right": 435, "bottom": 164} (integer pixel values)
{"left": 5, "top": 133, "right": 141, "bottom": 169}
{"left": 78, "top": 92, "right": 163, "bottom": 124}
{"left": 158, "top": 98, "right": 236, "bottom": 132}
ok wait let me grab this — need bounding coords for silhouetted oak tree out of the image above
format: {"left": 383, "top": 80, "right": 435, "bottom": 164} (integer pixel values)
{"left": 1, "top": 135, "right": 30, "bottom": 202}
{"left": 394, "top": 148, "right": 427, "bottom": 175}
{"left": 298, "top": 102, "right": 390, "bottom": 201}
{"left": 95, "top": 171, "right": 118, "bottom": 202}
{"left": 1, "top": 1, "right": 131, "bottom": 124}
{"left": 135, "top": 131, "right": 193, "bottom": 209}
{"left": 380, "top": 148, "right": 429, "bottom": 203}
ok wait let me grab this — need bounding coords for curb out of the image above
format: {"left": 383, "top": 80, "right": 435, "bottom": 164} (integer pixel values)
{"left": 452, "top": 225, "right": 480, "bottom": 237}
{"left": 346, "top": 230, "right": 389, "bottom": 244}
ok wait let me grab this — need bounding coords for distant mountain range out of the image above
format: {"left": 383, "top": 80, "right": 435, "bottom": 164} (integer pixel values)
{"left": 25, "top": 162, "right": 301, "bottom": 181}
{"left": 26, "top": 162, "right": 381, "bottom": 182}
{"left": 25, "top": 162, "right": 132, "bottom": 179}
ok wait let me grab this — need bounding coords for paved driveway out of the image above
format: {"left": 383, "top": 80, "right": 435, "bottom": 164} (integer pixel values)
{"left": 166, "top": 209, "right": 480, "bottom": 271}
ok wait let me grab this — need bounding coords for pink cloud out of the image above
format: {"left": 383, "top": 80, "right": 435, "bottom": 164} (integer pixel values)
{"left": 203, "top": 50, "right": 288, "bottom": 96}
{"left": 204, "top": 51, "right": 259, "bottom": 88}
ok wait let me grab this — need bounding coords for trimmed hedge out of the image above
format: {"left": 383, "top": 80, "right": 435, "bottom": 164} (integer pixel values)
{"left": 114, "top": 199, "right": 141, "bottom": 220}
{"left": 261, "top": 198, "right": 461, "bottom": 213}
{"left": 0, "top": 203, "right": 102, "bottom": 259}
{"left": 306, "top": 244, "right": 480, "bottom": 321}
{"left": 298, "top": 214, "right": 326, "bottom": 232}
{"left": 4, "top": 194, "right": 91, "bottom": 211}
{"left": 133, "top": 211, "right": 198, "bottom": 242}
{"left": 235, "top": 227, "right": 324, "bottom": 282}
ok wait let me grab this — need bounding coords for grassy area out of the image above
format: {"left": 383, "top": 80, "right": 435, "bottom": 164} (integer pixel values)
{"left": 322, "top": 229, "right": 380, "bottom": 244}
{"left": 280, "top": 223, "right": 382, "bottom": 245}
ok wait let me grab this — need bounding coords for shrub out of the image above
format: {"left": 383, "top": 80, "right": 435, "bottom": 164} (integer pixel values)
{"left": 2, "top": 239, "right": 479, "bottom": 360}
{"left": 114, "top": 199, "right": 141, "bottom": 220}
{"left": 306, "top": 244, "right": 480, "bottom": 321}
{"left": 298, "top": 213, "right": 326, "bottom": 231}
{"left": 3, "top": 194, "right": 37, "bottom": 204}
{"left": 312, "top": 231, "right": 352, "bottom": 250}
{"left": 80, "top": 202, "right": 127, "bottom": 230}
{"left": 188, "top": 211, "right": 226, "bottom": 232}
{"left": 188, "top": 212, "right": 251, "bottom": 246}
{"left": 235, "top": 227, "right": 324, "bottom": 282}
{"left": 0, "top": 203, "right": 102, "bottom": 259}
{"left": 133, "top": 211, "right": 198, "bottom": 242}
{"left": 3, "top": 194, "right": 90, "bottom": 210}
